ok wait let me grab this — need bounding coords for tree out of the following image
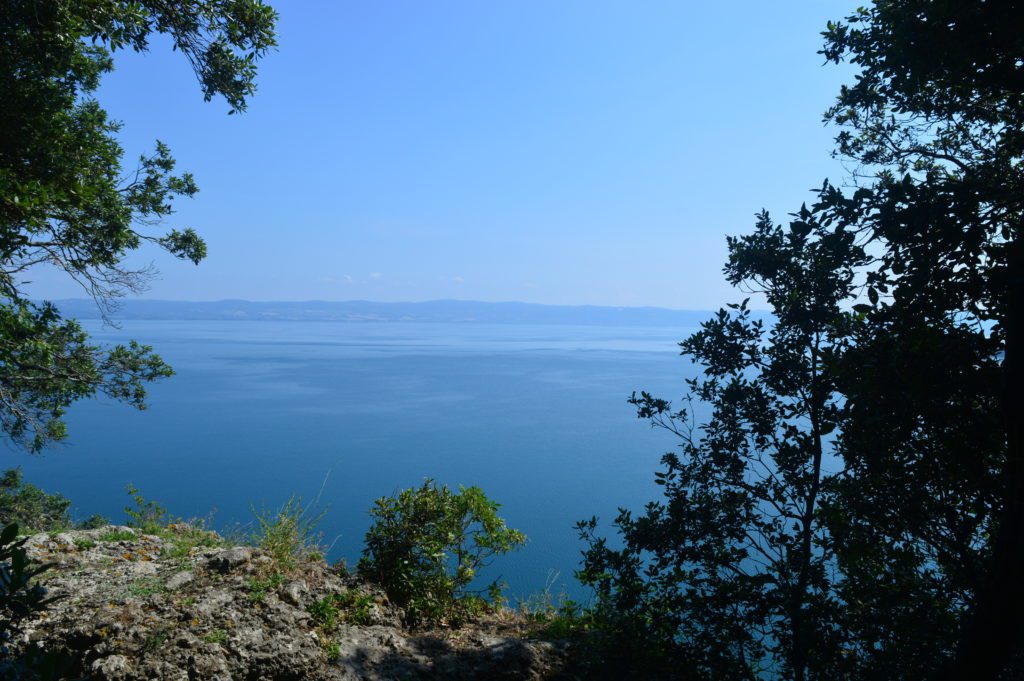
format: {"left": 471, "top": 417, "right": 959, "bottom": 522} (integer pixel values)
{"left": 819, "top": 2, "right": 1023, "bottom": 675}
{"left": 0, "top": 0, "right": 277, "bottom": 450}
{"left": 581, "top": 2, "right": 1024, "bottom": 676}
{"left": 578, "top": 210, "right": 866, "bottom": 680}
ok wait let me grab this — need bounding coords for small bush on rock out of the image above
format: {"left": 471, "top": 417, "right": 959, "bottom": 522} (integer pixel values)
{"left": 359, "top": 480, "right": 526, "bottom": 625}
{"left": 125, "top": 484, "right": 168, "bottom": 534}
{"left": 76, "top": 514, "right": 110, "bottom": 530}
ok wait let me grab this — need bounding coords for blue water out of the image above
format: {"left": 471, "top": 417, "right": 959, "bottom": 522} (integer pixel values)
{"left": 12, "top": 320, "right": 697, "bottom": 600}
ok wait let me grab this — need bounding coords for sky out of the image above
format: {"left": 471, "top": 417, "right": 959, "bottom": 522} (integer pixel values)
{"left": 31, "top": 1, "right": 855, "bottom": 309}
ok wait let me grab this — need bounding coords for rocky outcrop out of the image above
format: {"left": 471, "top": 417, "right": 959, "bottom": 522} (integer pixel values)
{"left": 10, "top": 527, "right": 567, "bottom": 680}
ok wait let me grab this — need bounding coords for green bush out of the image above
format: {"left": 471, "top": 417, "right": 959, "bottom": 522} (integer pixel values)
{"left": 76, "top": 514, "right": 110, "bottom": 530}
{"left": 124, "top": 484, "right": 168, "bottom": 535}
{"left": 0, "top": 469, "right": 71, "bottom": 533}
{"left": 358, "top": 480, "right": 526, "bottom": 625}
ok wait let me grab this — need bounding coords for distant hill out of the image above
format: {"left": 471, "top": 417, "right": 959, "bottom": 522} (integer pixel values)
{"left": 48, "top": 299, "right": 741, "bottom": 326}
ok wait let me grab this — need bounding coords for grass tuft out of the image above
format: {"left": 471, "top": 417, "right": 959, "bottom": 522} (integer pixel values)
{"left": 202, "top": 629, "right": 228, "bottom": 645}
{"left": 128, "top": 575, "right": 166, "bottom": 599}
{"left": 251, "top": 496, "right": 326, "bottom": 573}
{"left": 247, "top": 572, "right": 286, "bottom": 603}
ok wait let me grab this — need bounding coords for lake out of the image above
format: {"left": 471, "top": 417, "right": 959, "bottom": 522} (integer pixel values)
{"left": 13, "top": 320, "right": 699, "bottom": 600}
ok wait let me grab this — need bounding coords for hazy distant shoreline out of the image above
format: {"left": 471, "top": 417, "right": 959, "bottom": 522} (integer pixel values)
{"left": 49, "top": 298, "right": 757, "bottom": 327}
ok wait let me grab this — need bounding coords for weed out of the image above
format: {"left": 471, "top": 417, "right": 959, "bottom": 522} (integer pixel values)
{"left": 128, "top": 576, "right": 166, "bottom": 599}
{"left": 73, "top": 537, "right": 95, "bottom": 550}
{"left": 202, "top": 629, "right": 228, "bottom": 645}
{"left": 536, "top": 601, "right": 588, "bottom": 639}
{"left": 308, "top": 596, "right": 340, "bottom": 631}
{"left": 141, "top": 629, "right": 169, "bottom": 655}
{"left": 518, "top": 587, "right": 589, "bottom": 640}
{"left": 121, "top": 488, "right": 223, "bottom": 566}
{"left": 308, "top": 589, "right": 375, "bottom": 632}
{"left": 247, "top": 572, "right": 286, "bottom": 603}
{"left": 251, "top": 496, "right": 326, "bottom": 572}
{"left": 325, "top": 639, "right": 341, "bottom": 661}
{"left": 160, "top": 523, "right": 222, "bottom": 565}
{"left": 336, "top": 589, "right": 375, "bottom": 626}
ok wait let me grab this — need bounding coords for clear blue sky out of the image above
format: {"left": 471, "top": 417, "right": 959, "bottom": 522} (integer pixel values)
{"left": 32, "top": 1, "right": 854, "bottom": 309}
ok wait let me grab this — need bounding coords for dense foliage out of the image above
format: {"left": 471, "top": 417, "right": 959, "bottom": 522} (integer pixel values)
{"left": 820, "top": 3, "right": 1023, "bottom": 676}
{"left": 359, "top": 480, "right": 526, "bottom": 625}
{"left": 579, "top": 1, "right": 1023, "bottom": 678}
{"left": 0, "top": 470, "right": 71, "bottom": 534}
{"left": 0, "top": 0, "right": 277, "bottom": 451}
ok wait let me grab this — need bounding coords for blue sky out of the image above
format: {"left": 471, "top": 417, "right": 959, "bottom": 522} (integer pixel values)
{"left": 33, "top": 1, "right": 853, "bottom": 309}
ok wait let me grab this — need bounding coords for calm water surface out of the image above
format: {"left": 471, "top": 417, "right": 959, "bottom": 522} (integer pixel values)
{"left": 15, "top": 320, "right": 698, "bottom": 599}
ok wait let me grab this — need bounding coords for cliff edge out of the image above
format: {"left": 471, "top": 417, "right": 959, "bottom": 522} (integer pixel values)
{"left": 11, "top": 526, "right": 568, "bottom": 680}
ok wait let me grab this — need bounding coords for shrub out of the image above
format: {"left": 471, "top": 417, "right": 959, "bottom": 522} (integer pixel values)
{"left": 76, "top": 514, "right": 110, "bottom": 530}
{"left": 358, "top": 480, "right": 526, "bottom": 625}
{"left": 124, "top": 484, "right": 168, "bottom": 535}
{"left": 0, "top": 469, "right": 71, "bottom": 533}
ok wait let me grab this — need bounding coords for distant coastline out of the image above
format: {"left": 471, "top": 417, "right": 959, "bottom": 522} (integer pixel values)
{"left": 48, "top": 298, "right": 763, "bottom": 327}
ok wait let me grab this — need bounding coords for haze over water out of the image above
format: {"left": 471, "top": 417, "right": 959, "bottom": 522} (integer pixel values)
{"left": 15, "top": 319, "right": 698, "bottom": 599}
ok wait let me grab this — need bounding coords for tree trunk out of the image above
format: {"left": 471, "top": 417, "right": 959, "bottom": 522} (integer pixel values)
{"left": 791, "top": 340, "right": 824, "bottom": 681}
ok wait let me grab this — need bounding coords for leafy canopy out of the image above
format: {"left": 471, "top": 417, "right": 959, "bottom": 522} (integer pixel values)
{"left": 0, "top": 0, "right": 277, "bottom": 450}
{"left": 819, "top": 1, "right": 1023, "bottom": 676}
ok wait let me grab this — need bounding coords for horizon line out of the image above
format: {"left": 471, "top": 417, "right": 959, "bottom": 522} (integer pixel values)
{"left": 46, "top": 297, "right": 769, "bottom": 314}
